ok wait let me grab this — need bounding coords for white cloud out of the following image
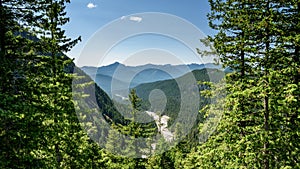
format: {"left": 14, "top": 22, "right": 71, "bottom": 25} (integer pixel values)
{"left": 87, "top": 2, "right": 97, "bottom": 9}
{"left": 129, "top": 16, "right": 142, "bottom": 23}
{"left": 120, "top": 16, "right": 126, "bottom": 20}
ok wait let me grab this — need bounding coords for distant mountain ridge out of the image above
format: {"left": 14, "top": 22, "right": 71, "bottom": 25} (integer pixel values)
{"left": 133, "top": 68, "right": 225, "bottom": 127}
{"left": 81, "top": 62, "right": 222, "bottom": 96}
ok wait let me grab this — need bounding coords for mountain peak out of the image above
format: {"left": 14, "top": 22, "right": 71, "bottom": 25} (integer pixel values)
{"left": 112, "top": 61, "right": 121, "bottom": 65}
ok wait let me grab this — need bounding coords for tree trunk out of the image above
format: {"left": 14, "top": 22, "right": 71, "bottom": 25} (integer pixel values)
{"left": 0, "top": 0, "right": 4, "bottom": 52}
{"left": 263, "top": 2, "right": 270, "bottom": 168}
{"left": 263, "top": 96, "right": 269, "bottom": 169}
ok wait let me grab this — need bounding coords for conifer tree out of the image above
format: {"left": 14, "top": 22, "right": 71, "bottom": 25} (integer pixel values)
{"left": 184, "top": 0, "right": 300, "bottom": 168}
{"left": 0, "top": 0, "right": 47, "bottom": 167}
{"left": 30, "top": 0, "right": 91, "bottom": 167}
{"left": 0, "top": 0, "right": 102, "bottom": 168}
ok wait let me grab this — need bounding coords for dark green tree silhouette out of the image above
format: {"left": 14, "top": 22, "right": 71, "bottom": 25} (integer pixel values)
{"left": 184, "top": 0, "right": 300, "bottom": 168}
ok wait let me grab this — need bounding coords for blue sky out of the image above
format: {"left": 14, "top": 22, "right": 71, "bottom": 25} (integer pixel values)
{"left": 64, "top": 0, "right": 216, "bottom": 67}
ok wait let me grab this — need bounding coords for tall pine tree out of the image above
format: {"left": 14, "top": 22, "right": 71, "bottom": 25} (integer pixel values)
{"left": 185, "top": 0, "right": 300, "bottom": 168}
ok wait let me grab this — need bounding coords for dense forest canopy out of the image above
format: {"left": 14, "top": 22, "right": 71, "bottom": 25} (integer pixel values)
{"left": 0, "top": 0, "right": 299, "bottom": 168}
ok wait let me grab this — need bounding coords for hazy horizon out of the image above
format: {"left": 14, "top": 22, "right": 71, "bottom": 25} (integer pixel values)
{"left": 79, "top": 61, "right": 218, "bottom": 68}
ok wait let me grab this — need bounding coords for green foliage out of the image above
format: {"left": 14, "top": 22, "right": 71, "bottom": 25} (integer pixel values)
{"left": 0, "top": 0, "right": 110, "bottom": 168}
{"left": 184, "top": 0, "right": 300, "bottom": 168}
{"left": 1, "top": 0, "right": 299, "bottom": 168}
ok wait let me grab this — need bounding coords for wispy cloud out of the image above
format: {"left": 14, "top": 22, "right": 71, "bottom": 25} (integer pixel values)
{"left": 87, "top": 2, "right": 97, "bottom": 9}
{"left": 120, "top": 16, "right": 126, "bottom": 20}
{"left": 120, "top": 16, "right": 143, "bottom": 23}
{"left": 129, "top": 16, "right": 143, "bottom": 23}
